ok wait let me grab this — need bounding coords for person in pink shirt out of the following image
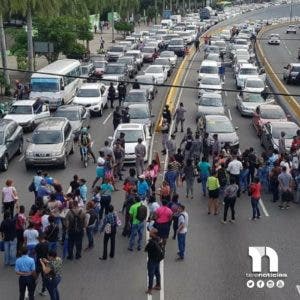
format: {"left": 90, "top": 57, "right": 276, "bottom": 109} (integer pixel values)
{"left": 154, "top": 199, "right": 173, "bottom": 246}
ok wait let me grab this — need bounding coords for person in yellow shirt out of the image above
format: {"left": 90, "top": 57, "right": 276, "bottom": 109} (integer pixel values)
{"left": 207, "top": 171, "right": 220, "bottom": 215}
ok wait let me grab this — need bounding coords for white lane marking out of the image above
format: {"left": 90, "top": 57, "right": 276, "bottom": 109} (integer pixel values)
{"left": 282, "top": 40, "right": 292, "bottom": 57}
{"left": 259, "top": 198, "right": 270, "bottom": 217}
{"left": 18, "top": 155, "right": 24, "bottom": 162}
{"left": 296, "top": 285, "right": 300, "bottom": 295}
{"left": 227, "top": 108, "right": 232, "bottom": 121}
{"left": 102, "top": 112, "right": 112, "bottom": 125}
{"left": 160, "top": 259, "right": 165, "bottom": 300}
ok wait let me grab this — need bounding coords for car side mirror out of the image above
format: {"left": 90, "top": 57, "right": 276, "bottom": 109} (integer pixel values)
{"left": 235, "top": 126, "right": 239, "bottom": 130}
{"left": 283, "top": 66, "right": 287, "bottom": 69}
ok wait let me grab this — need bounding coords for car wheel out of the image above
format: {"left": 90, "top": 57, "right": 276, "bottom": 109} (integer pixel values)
{"left": 0, "top": 155, "right": 9, "bottom": 171}
{"left": 61, "top": 155, "right": 67, "bottom": 169}
{"left": 25, "top": 162, "right": 31, "bottom": 171}
{"left": 16, "top": 139, "right": 23, "bottom": 155}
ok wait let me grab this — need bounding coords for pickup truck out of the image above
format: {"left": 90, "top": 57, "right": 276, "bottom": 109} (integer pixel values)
{"left": 4, "top": 99, "right": 50, "bottom": 131}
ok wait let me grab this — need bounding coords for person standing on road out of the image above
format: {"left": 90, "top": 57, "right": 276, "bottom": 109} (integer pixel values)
{"left": 173, "top": 102, "right": 186, "bottom": 133}
{"left": 99, "top": 205, "right": 119, "bottom": 260}
{"left": 221, "top": 177, "right": 238, "bottom": 224}
{"left": 176, "top": 204, "right": 188, "bottom": 261}
{"left": 121, "top": 107, "right": 130, "bottom": 123}
{"left": 117, "top": 81, "right": 126, "bottom": 107}
{"left": 194, "top": 38, "right": 200, "bottom": 51}
{"left": 278, "top": 165, "right": 293, "bottom": 209}
{"left": 15, "top": 246, "right": 36, "bottom": 300}
{"left": 211, "top": 134, "right": 221, "bottom": 158}
{"left": 135, "top": 138, "right": 146, "bottom": 176}
{"left": 190, "top": 133, "right": 202, "bottom": 165}
{"left": 161, "top": 119, "right": 170, "bottom": 155}
{"left": 269, "top": 161, "right": 281, "bottom": 203}
{"left": 162, "top": 105, "right": 172, "bottom": 125}
{"left": 197, "top": 157, "right": 211, "bottom": 197}
{"left": 248, "top": 147, "right": 257, "bottom": 183}
{"left": 248, "top": 177, "right": 261, "bottom": 220}
{"left": 202, "top": 132, "right": 210, "bottom": 160}
{"left": 113, "top": 106, "right": 122, "bottom": 130}
{"left": 85, "top": 201, "right": 97, "bottom": 250}
{"left": 182, "top": 159, "right": 195, "bottom": 199}
{"left": 278, "top": 131, "right": 286, "bottom": 155}
{"left": 100, "top": 141, "right": 115, "bottom": 160}
{"left": 207, "top": 171, "right": 220, "bottom": 215}
{"left": 166, "top": 134, "right": 176, "bottom": 158}
{"left": 108, "top": 82, "right": 116, "bottom": 108}
{"left": 227, "top": 155, "right": 243, "bottom": 197}
{"left": 145, "top": 228, "right": 163, "bottom": 295}
{"left": 2, "top": 179, "right": 19, "bottom": 218}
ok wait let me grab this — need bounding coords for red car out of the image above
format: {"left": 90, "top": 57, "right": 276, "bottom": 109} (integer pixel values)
{"left": 252, "top": 104, "right": 287, "bottom": 136}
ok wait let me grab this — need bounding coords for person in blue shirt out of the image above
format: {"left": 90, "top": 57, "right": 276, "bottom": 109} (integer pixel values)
{"left": 137, "top": 175, "right": 149, "bottom": 200}
{"left": 33, "top": 170, "right": 43, "bottom": 199}
{"left": 99, "top": 179, "right": 114, "bottom": 220}
{"left": 92, "top": 157, "right": 106, "bottom": 188}
{"left": 37, "top": 179, "right": 51, "bottom": 200}
{"left": 15, "top": 246, "right": 36, "bottom": 300}
{"left": 197, "top": 157, "right": 211, "bottom": 196}
{"left": 79, "top": 178, "right": 88, "bottom": 203}
{"left": 164, "top": 164, "right": 178, "bottom": 198}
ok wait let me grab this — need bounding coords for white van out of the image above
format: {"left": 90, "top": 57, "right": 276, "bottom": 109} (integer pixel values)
{"left": 30, "top": 59, "right": 82, "bottom": 109}
{"left": 198, "top": 60, "right": 219, "bottom": 82}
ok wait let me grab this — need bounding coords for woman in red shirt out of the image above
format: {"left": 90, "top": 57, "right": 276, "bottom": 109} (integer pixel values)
{"left": 249, "top": 177, "right": 261, "bottom": 220}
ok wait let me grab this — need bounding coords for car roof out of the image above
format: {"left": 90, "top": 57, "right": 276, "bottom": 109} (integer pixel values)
{"left": 205, "top": 115, "right": 230, "bottom": 122}
{"left": 128, "top": 103, "right": 149, "bottom": 109}
{"left": 240, "top": 63, "right": 256, "bottom": 68}
{"left": 200, "top": 60, "right": 218, "bottom": 66}
{"left": 0, "top": 119, "right": 16, "bottom": 129}
{"left": 268, "top": 121, "right": 298, "bottom": 128}
{"left": 245, "top": 77, "right": 263, "bottom": 82}
{"left": 56, "top": 105, "right": 82, "bottom": 112}
{"left": 290, "top": 63, "right": 300, "bottom": 67}
{"left": 259, "top": 104, "right": 284, "bottom": 111}
{"left": 12, "top": 99, "right": 37, "bottom": 106}
{"left": 80, "top": 83, "right": 101, "bottom": 89}
{"left": 201, "top": 74, "right": 220, "bottom": 79}
{"left": 127, "top": 50, "right": 141, "bottom": 54}
{"left": 36, "top": 117, "right": 68, "bottom": 131}
{"left": 128, "top": 89, "right": 146, "bottom": 94}
{"left": 201, "top": 92, "right": 222, "bottom": 99}
{"left": 116, "top": 123, "right": 144, "bottom": 130}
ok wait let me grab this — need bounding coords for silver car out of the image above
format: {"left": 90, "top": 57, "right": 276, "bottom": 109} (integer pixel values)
{"left": 198, "top": 114, "right": 239, "bottom": 150}
{"left": 123, "top": 89, "right": 150, "bottom": 109}
{"left": 128, "top": 103, "right": 153, "bottom": 133}
{"left": 25, "top": 117, "right": 74, "bottom": 169}
{"left": 196, "top": 93, "right": 224, "bottom": 120}
{"left": 135, "top": 75, "right": 157, "bottom": 100}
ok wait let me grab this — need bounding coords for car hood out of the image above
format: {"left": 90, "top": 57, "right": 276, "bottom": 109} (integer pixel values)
{"left": 200, "top": 84, "right": 221, "bottom": 91}
{"left": 73, "top": 97, "right": 100, "bottom": 105}
{"left": 4, "top": 114, "right": 34, "bottom": 123}
{"left": 237, "top": 75, "right": 259, "bottom": 81}
{"left": 198, "top": 106, "right": 225, "bottom": 115}
{"left": 69, "top": 120, "right": 82, "bottom": 132}
{"left": 209, "top": 132, "right": 239, "bottom": 145}
{"left": 260, "top": 117, "right": 287, "bottom": 124}
{"left": 102, "top": 74, "right": 122, "bottom": 81}
{"left": 244, "top": 87, "right": 264, "bottom": 93}
{"left": 27, "top": 143, "right": 63, "bottom": 153}
{"left": 145, "top": 73, "right": 164, "bottom": 78}
{"left": 129, "top": 118, "right": 151, "bottom": 126}
{"left": 241, "top": 102, "right": 262, "bottom": 110}
{"left": 107, "top": 52, "right": 123, "bottom": 57}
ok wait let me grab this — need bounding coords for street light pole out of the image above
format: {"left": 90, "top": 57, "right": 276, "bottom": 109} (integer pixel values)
{"left": 289, "top": 0, "right": 293, "bottom": 22}
{"left": 155, "top": 0, "right": 158, "bottom": 24}
{"left": 111, "top": 0, "right": 115, "bottom": 43}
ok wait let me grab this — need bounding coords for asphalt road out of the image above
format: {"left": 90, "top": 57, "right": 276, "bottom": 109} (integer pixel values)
{"left": 1, "top": 3, "right": 300, "bottom": 300}
{"left": 259, "top": 22, "right": 300, "bottom": 103}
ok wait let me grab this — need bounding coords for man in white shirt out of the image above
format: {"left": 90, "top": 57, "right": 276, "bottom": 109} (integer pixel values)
{"left": 227, "top": 156, "right": 243, "bottom": 197}
{"left": 176, "top": 204, "right": 188, "bottom": 261}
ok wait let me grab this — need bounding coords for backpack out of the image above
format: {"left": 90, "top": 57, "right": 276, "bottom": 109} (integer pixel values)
{"left": 88, "top": 209, "right": 97, "bottom": 226}
{"left": 152, "top": 240, "right": 165, "bottom": 262}
{"left": 136, "top": 203, "right": 147, "bottom": 222}
{"left": 69, "top": 210, "right": 84, "bottom": 233}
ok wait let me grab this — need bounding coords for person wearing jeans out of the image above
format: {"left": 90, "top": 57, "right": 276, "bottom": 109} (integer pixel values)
{"left": 222, "top": 178, "right": 239, "bottom": 224}
{"left": 197, "top": 157, "right": 211, "bottom": 197}
{"left": 176, "top": 204, "right": 188, "bottom": 260}
{"left": 129, "top": 222, "right": 144, "bottom": 251}
{"left": 249, "top": 177, "right": 262, "bottom": 220}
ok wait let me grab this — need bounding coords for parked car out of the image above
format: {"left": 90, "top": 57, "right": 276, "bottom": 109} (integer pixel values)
{"left": 126, "top": 50, "right": 144, "bottom": 70}
{"left": 260, "top": 121, "right": 299, "bottom": 151}
{"left": 197, "top": 114, "right": 239, "bottom": 150}
{"left": 109, "top": 123, "right": 151, "bottom": 163}
{"left": 144, "top": 65, "right": 168, "bottom": 85}
{"left": 142, "top": 47, "right": 159, "bottom": 63}
{"left": 72, "top": 83, "right": 108, "bottom": 116}
{"left": 252, "top": 104, "right": 287, "bottom": 136}
{"left": 25, "top": 117, "right": 74, "bottom": 169}
{"left": 0, "top": 119, "right": 23, "bottom": 171}
{"left": 198, "top": 60, "right": 219, "bottom": 82}
{"left": 4, "top": 99, "right": 50, "bottom": 132}
{"left": 128, "top": 103, "right": 153, "bottom": 133}
{"left": 153, "top": 57, "right": 173, "bottom": 76}
{"left": 199, "top": 75, "right": 222, "bottom": 96}
{"left": 236, "top": 63, "right": 265, "bottom": 89}
{"left": 53, "top": 105, "right": 90, "bottom": 140}
{"left": 243, "top": 77, "right": 266, "bottom": 93}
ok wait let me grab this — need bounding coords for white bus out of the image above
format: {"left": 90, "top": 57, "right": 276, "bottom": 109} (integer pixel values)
{"left": 30, "top": 59, "right": 82, "bottom": 109}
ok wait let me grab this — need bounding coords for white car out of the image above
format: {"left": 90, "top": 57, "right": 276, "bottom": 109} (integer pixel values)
{"left": 126, "top": 50, "right": 144, "bottom": 70}
{"left": 199, "top": 75, "right": 222, "bottom": 96}
{"left": 196, "top": 92, "right": 224, "bottom": 119}
{"left": 243, "top": 77, "right": 266, "bottom": 93}
{"left": 72, "top": 83, "right": 108, "bottom": 116}
{"left": 4, "top": 99, "right": 50, "bottom": 132}
{"left": 109, "top": 123, "right": 151, "bottom": 163}
{"left": 206, "top": 53, "right": 222, "bottom": 67}
{"left": 144, "top": 65, "right": 167, "bottom": 85}
{"left": 236, "top": 63, "right": 265, "bottom": 89}
{"left": 268, "top": 35, "right": 280, "bottom": 45}
{"left": 160, "top": 51, "right": 177, "bottom": 66}
{"left": 286, "top": 25, "right": 296, "bottom": 34}
{"left": 198, "top": 60, "right": 219, "bottom": 82}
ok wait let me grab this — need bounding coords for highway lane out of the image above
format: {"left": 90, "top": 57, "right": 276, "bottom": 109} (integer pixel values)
{"left": 259, "top": 24, "right": 300, "bottom": 103}
{"left": 1, "top": 3, "right": 300, "bottom": 300}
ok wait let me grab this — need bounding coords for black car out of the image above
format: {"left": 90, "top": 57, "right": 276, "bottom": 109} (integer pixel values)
{"left": 167, "top": 38, "right": 185, "bottom": 57}
{"left": 0, "top": 119, "right": 23, "bottom": 171}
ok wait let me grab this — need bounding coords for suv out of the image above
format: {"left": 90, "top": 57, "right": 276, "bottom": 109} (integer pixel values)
{"left": 25, "top": 117, "right": 74, "bottom": 169}
{"left": 167, "top": 38, "right": 185, "bottom": 57}
{"left": 283, "top": 63, "right": 300, "bottom": 84}
{"left": 286, "top": 25, "right": 296, "bottom": 34}
{"left": 106, "top": 45, "right": 126, "bottom": 62}
{"left": 4, "top": 99, "right": 50, "bottom": 132}
{"left": 73, "top": 83, "right": 108, "bottom": 116}
{"left": 0, "top": 119, "right": 23, "bottom": 171}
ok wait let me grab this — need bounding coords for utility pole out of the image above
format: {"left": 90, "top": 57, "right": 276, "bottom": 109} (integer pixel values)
{"left": 289, "top": 0, "right": 293, "bottom": 21}
{"left": 111, "top": 0, "right": 115, "bottom": 43}
{"left": 170, "top": 0, "right": 173, "bottom": 12}
{"left": 155, "top": 0, "right": 158, "bottom": 24}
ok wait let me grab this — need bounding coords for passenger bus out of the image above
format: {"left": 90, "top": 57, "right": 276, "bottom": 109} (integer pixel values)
{"left": 30, "top": 59, "right": 82, "bottom": 109}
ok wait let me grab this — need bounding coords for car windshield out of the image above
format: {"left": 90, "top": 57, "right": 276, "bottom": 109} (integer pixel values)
{"left": 81, "top": 67, "right": 89, "bottom": 75}
{"left": 94, "top": 61, "right": 106, "bottom": 68}
{"left": 160, "top": 51, "right": 174, "bottom": 57}
{"left": 169, "top": 39, "right": 184, "bottom": 45}
{"left": 236, "top": 40, "right": 248, "bottom": 45}
{"left": 200, "top": 66, "right": 218, "bottom": 74}
{"left": 127, "top": 53, "right": 139, "bottom": 58}
{"left": 246, "top": 80, "right": 264, "bottom": 88}
{"left": 206, "top": 119, "right": 234, "bottom": 133}
{"left": 31, "top": 78, "right": 60, "bottom": 92}
{"left": 110, "top": 47, "right": 124, "bottom": 52}
{"left": 207, "top": 55, "right": 220, "bottom": 62}
{"left": 137, "top": 76, "right": 154, "bottom": 84}
{"left": 291, "top": 66, "right": 300, "bottom": 72}
{"left": 54, "top": 110, "right": 80, "bottom": 121}
{"left": 126, "top": 92, "right": 147, "bottom": 102}
{"left": 76, "top": 88, "right": 100, "bottom": 97}
{"left": 240, "top": 68, "right": 257, "bottom": 75}
{"left": 201, "top": 77, "right": 220, "bottom": 85}
{"left": 9, "top": 105, "right": 32, "bottom": 114}
{"left": 272, "top": 126, "right": 297, "bottom": 139}
{"left": 32, "top": 130, "right": 62, "bottom": 144}
{"left": 105, "top": 65, "right": 125, "bottom": 74}
{"left": 129, "top": 107, "right": 149, "bottom": 119}
{"left": 115, "top": 129, "right": 143, "bottom": 143}
{"left": 0, "top": 132, "right": 3, "bottom": 144}
{"left": 199, "top": 97, "right": 222, "bottom": 107}
{"left": 145, "top": 66, "right": 163, "bottom": 73}
{"left": 142, "top": 48, "right": 154, "bottom": 53}
{"left": 243, "top": 94, "right": 265, "bottom": 103}
{"left": 260, "top": 108, "right": 285, "bottom": 119}
{"left": 154, "top": 59, "right": 170, "bottom": 65}
{"left": 118, "top": 58, "right": 132, "bottom": 64}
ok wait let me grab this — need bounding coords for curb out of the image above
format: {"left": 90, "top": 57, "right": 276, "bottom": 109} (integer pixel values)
{"left": 255, "top": 21, "right": 300, "bottom": 121}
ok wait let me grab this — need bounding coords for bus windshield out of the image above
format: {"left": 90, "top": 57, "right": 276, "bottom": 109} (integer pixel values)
{"left": 31, "top": 78, "right": 60, "bottom": 92}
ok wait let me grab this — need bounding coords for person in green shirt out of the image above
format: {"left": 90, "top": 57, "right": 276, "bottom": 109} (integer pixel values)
{"left": 207, "top": 171, "right": 220, "bottom": 215}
